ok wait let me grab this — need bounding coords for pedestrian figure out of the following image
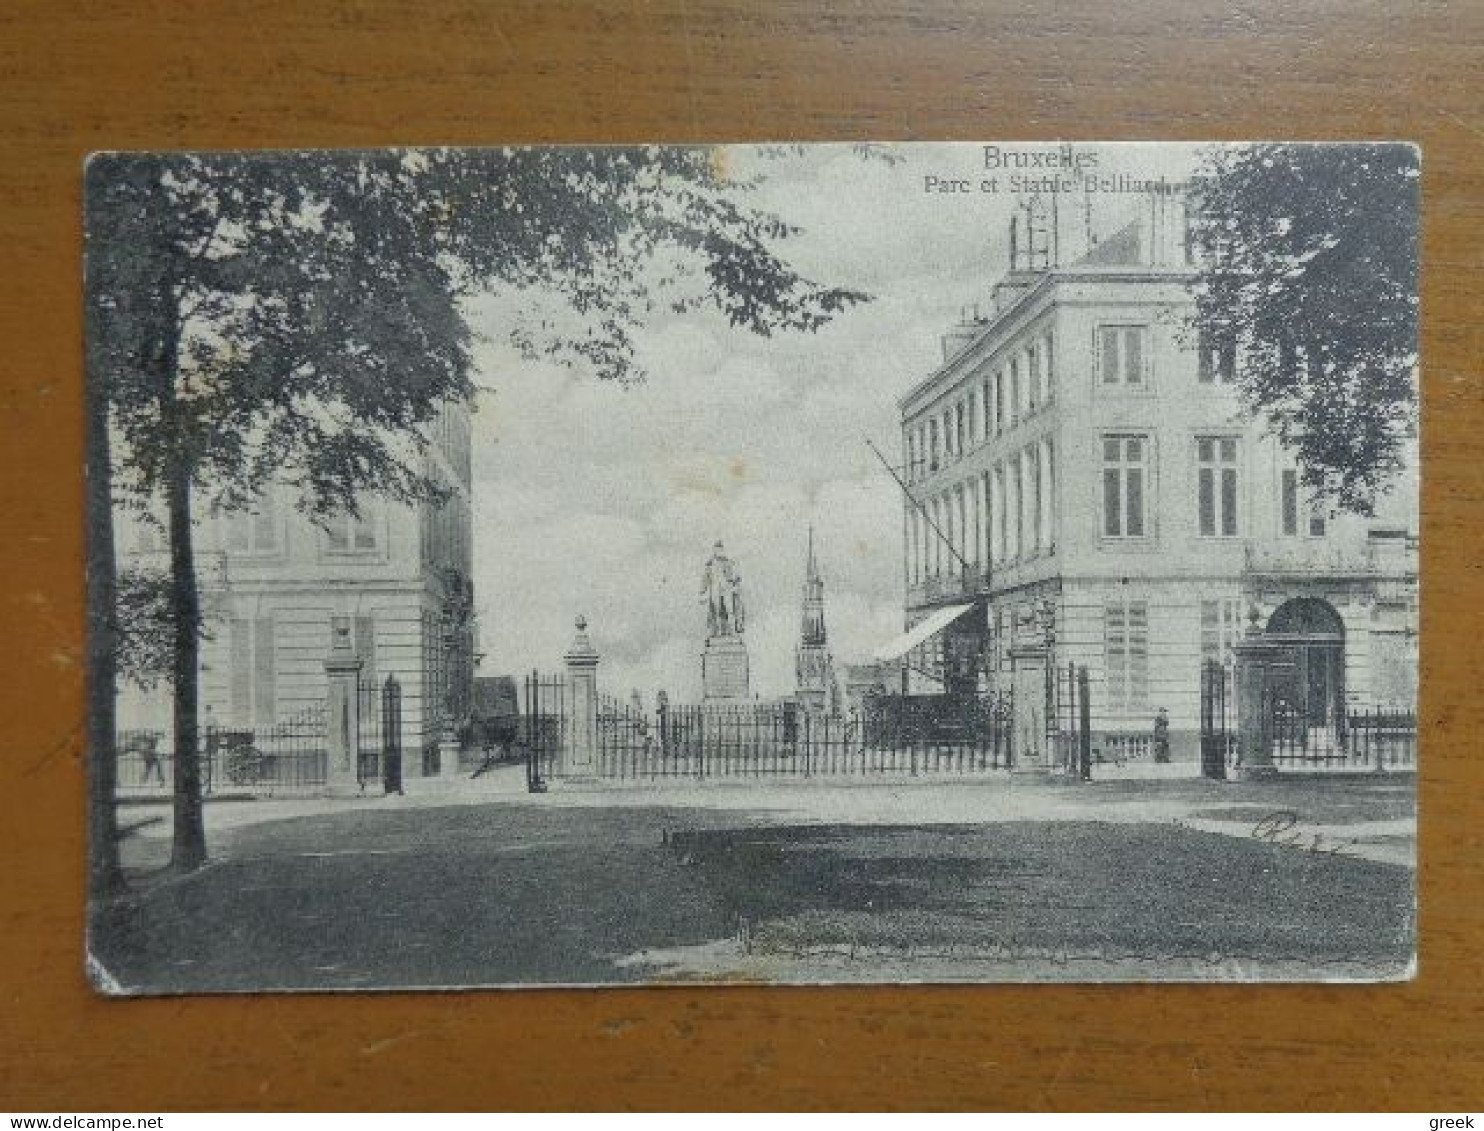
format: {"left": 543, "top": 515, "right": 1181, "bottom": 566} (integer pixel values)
{"left": 127, "top": 731, "right": 165, "bottom": 785}
{"left": 1154, "top": 707, "right": 1171, "bottom": 763}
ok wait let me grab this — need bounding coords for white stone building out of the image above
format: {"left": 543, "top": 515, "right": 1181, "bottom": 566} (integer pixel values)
{"left": 893, "top": 188, "right": 1418, "bottom": 761}
{"left": 114, "top": 400, "right": 476, "bottom": 775}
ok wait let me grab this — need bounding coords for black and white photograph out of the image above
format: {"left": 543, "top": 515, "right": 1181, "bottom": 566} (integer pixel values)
{"left": 84, "top": 141, "right": 1420, "bottom": 992}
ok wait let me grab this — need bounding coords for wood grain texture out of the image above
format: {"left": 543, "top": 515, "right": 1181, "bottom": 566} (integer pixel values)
{"left": 1, "top": 0, "right": 1479, "bottom": 1111}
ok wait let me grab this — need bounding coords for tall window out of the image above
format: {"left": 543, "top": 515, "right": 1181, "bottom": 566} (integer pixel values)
{"left": 224, "top": 495, "right": 280, "bottom": 555}
{"left": 982, "top": 470, "right": 994, "bottom": 568}
{"left": 1099, "top": 325, "right": 1147, "bottom": 386}
{"left": 956, "top": 485, "right": 968, "bottom": 570}
{"left": 1009, "top": 358, "right": 1021, "bottom": 424}
{"left": 1104, "top": 599, "right": 1149, "bottom": 708}
{"left": 993, "top": 464, "right": 1006, "bottom": 564}
{"left": 1029, "top": 447, "right": 1042, "bottom": 554}
{"left": 982, "top": 379, "right": 992, "bottom": 439}
{"left": 1040, "top": 440, "right": 1055, "bottom": 553}
{"left": 955, "top": 403, "right": 965, "bottom": 456}
{"left": 908, "top": 507, "right": 920, "bottom": 581}
{"left": 324, "top": 508, "right": 379, "bottom": 553}
{"left": 944, "top": 493, "right": 955, "bottom": 574}
{"left": 1281, "top": 468, "right": 1329, "bottom": 537}
{"left": 1198, "top": 329, "right": 1237, "bottom": 384}
{"left": 1197, "top": 437, "right": 1240, "bottom": 537}
{"left": 967, "top": 391, "right": 978, "bottom": 445}
{"left": 1102, "top": 435, "right": 1147, "bottom": 538}
{"left": 929, "top": 419, "right": 940, "bottom": 469}
{"left": 1200, "top": 598, "right": 1241, "bottom": 666}
{"left": 229, "top": 616, "right": 276, "bottom": 727}
{"left": 1026, "top": 344, "right": 1040, "bottom": 412}
{"left": 994, "top": 370, "right": 1005, "bottom": 434}
{"left": 1043, "top": 330, "right": 1055, "bottom": 403}
{"left": 1010, "top": 457, "right": 1023, "bottom": 560}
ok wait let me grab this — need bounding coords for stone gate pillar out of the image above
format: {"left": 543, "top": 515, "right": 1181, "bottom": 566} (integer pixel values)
{"left": 1232, "top": 617, "right": 1291, "bottom": 781}
{"left": 563, "top": 615, "right": 599, "bottom": 776}
{"left": 324, "top": 615, "right": 365, "bottom": 797}
{"left": 1008, "top": 642, "right": 1048, "bottom": 774}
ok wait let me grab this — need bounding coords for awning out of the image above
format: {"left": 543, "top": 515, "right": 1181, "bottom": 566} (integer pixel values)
{"left": 872, "top": 602, "right": 976, "bottom": 662}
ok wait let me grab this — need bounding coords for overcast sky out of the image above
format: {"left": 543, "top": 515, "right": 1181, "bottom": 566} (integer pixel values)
{"left": 467, "top": 143, "right": 1202, "bottom": 701}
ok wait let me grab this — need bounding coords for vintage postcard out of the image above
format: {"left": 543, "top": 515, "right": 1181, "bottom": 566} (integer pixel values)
{"left": 84, "top": 142, "right": 1419, "bottom": 992}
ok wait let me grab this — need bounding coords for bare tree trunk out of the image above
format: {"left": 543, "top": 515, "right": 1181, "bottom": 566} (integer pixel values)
{"left": 84, "top": 337, "right": 124, "bottom": 901}
{"left": 166, "top": 452, "right": 207, "bottom": 872}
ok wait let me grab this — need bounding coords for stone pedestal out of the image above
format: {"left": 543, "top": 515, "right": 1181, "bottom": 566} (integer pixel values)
{"left": 324, "top": 615, "right": 366, "bottom": 797}
{"left": 702, "top": 634, "right": 750, "bottom": 703}
{"left": 1233, "top": 634, "right": 1293, "bottom": 780}
{"left": 563, "top": 616, "right": 599, "bottom": 776}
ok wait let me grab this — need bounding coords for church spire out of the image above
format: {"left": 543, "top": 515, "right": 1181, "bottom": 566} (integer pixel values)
{"left": 800, "top": 526, "right": 826, "bottom": 647}
{"left": 796, "top": 526, "right": 836, "bottom": 713}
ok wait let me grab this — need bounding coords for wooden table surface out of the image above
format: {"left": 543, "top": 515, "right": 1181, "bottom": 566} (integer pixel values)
{"left": 1, "top": 0, "right": 1480, "bottom": 1112}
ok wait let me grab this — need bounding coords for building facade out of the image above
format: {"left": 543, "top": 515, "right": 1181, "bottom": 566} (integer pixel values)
{"left": 895, "top": 189, "right": 1418, "bottom": 760}
{"left": 115, "top": 400, "right": 477, "bottom": 775}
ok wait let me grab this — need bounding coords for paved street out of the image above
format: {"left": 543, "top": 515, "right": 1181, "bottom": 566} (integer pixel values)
{"left": 94, "top": 770, "right": 1415, "bottom": 990}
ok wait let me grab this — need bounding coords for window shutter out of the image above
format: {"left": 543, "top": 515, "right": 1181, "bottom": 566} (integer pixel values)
{"left": 1201, "top": 600, "right": 1219, "bottom": 662}
{"left": 1105, "top": 603, "right": 1127, "bottom": 704}
{"left": 1126, "top": 465, "right": 1144, "bottom": 537}
{"left": 1128, "top": 602, "right": 1149, "bottom": 703}
{"left": 355, "top": 615, "right": 376, "bottom": 680}
{"left": 1103, "top": 468, "right": 1121, "bottom": 537}
{"left": 254, "top": 616, "right": 276, "bottom": 726}
{"left": 1221, "top": 467, "right": 1238, "bottom": 536}
{"left": 1199, "top": 467, "right": 1216, "bottom": 535}
{"left": 1124, "top": 328, "right": 1143, "bottom": 384}
{"left": 230, "top": 618, "right": 252, "bottom": 723}
{"left": 1100, "top": 327, "right": 1116, "bottom": 383}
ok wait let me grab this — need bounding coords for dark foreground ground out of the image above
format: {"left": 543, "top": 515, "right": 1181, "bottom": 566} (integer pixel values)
{"left": 92, "top": 780, "right": 1414, "bottom": 991}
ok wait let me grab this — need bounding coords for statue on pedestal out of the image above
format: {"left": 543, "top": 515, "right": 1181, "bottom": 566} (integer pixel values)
{"left": 701, "top": 541, "right": 746, "bottom": 639}
{"left": 700, "top": 541, "right": 750, "bottom": 702}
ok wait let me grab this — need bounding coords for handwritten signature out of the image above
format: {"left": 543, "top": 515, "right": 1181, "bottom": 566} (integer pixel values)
{"left": 1250, "top": 810, "right": 1355, "bottom": 857}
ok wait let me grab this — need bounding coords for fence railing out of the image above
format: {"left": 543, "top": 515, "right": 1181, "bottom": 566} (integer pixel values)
{"left": 1269, "top": 707, "right": 1417, "bottom": 771}
{"left": 117, "top": 705, "right": 330, "bottom": 798}
{"left": 522, "top": 670, "right": 566, "bottom": 789}
{"left": 587, "top": 693, "right": 1014, "bottom": 782}
{"left": 357, "top": 677, "right": 383, "bottom": 787}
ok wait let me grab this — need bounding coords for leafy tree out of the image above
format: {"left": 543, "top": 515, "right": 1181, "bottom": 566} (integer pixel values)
{"left": 1187, "top": 143, "right": 1419, "bottom": 513}
{"left": 85, "top": 147, "right": 866, "bottom": 877}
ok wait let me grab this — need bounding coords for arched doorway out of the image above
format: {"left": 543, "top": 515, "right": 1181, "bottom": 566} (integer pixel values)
{"left": 1265, "top": 598, "right": 1346, "bottom": 730}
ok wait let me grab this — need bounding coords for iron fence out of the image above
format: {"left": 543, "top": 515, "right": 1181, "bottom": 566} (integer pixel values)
{"left": 522, "top": 670, "right": 566, "bottom": 790}
{"left": 116, "top": 705, "right": 330, "bottom": 798}
{"left": 589, "top": 693, "right": 1014, "bottom": 781}
{"left": 203, "top": 706, "right": 328, "bottom": 795}
{"left": 357, "top": 678, "right": 383, "bottom": 787}
{"left": 1347, "top": 708, "right": 1418, "bottom": 771}
{"left": 1270, "top": 706, "right": 1416, "bottom": 771}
